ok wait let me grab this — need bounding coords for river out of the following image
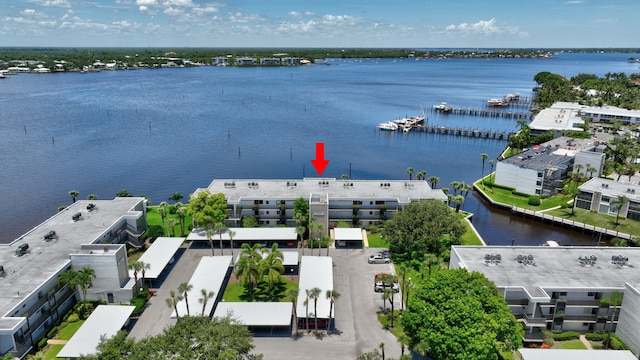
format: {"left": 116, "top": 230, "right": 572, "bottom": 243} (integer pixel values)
{"left": 0, "top": 52, "right": 638, "bottom": 245}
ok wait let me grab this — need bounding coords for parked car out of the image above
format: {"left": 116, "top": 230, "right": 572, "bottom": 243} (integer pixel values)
{"left": 374, "top": 273, "right": 399, "bottom": 292}
{"left": 368, "top": 254, "right": 391, "bottom": 264}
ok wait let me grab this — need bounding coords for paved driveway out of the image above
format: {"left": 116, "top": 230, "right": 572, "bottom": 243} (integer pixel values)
{"left": 128, "top": 245, "right": 403, "bottom": 359}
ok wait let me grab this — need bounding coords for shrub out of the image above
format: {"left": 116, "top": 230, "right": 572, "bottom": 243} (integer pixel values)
{"left": 585, "top": 332, "right": 607, "bottom": 341}
{"left": 491, "top": 183, "right": 515, "bottom": 191}
{"left": 67, "top": 313, "right": 79, "bottom": 323}
{"left": 512, "top": 190, "right": 531, "bottom": 197}
{"left": 610, "top": 334, "right": 630, "bottom": 350}
{"left": 528, "top": 196, "right": 541, "bottom": 206}
{"left": 47, "top": 326, "right": 58, "bottom": 338}
{"left": 57, "top": 321, "right": 68, "bottom": 330}
{"left": 38, "top": 337, "right": 49, "bottom": 349}
{"left": 367, "top": 225, "right": 380, "bottom": 234}
{"left": 552, "top": 331, "right": 580, "bottom": 341}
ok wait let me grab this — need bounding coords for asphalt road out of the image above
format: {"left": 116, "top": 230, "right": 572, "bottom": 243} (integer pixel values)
{"left": 128, "top": 245, "right": 403, "bottom": 359}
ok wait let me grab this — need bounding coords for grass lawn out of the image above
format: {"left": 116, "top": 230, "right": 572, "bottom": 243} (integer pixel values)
{"left": 57, "top": 320, "right": 85, "bottom": 340}
{"left": 546, "top": 207, "right": 640, "bottom": 238}
{"left": 43, "top": 344, "right": 65, "bottom": 360}
{"left": 376, "top": 310, "right": 405, "bottom": 338}
{"left": 147, "top": 205, "right": 193, "bottom": 237}
{"left": 460, "top": 218, "right": 483, "bottom": 246}
{"left": 367, "top": 233, "right": 389, "bottom": 248}
{"left": 554, "top": 340, "right": 587, "bottom": 349}
{"left": 475, "top": 180, "right": 574, "bottom": 211}
{"left": 223, "top": 276, "right": 297, "bottom": 302}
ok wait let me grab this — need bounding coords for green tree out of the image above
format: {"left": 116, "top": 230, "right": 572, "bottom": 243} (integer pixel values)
{"left": 612, "top": 195, "right": 629, "bottom": 225}
{"left": 480, "top": 153, "right": 488, "bottom": 189}
{"left": 600, "top": 291, "right": 623, "bottom": 350}
{"left": 189, "top": 191, "right": 227, "bottom": 228}
{"left": 198, "top": 288, "right": 215, "bottom": 317}
{"left": 309, "top": 287, "right": 322, "bottom": 335}
{"left": 416, "top": 170, "right": 427, "bottom": 181}
{"left": 206, "top": 228, "right": 216, "bottom": 256}
{"left": 406, "top": 167, "right": 415, "bottom": 180}
{"left": 166, "top": 290, "right": 184, "bottom": 319}
{"left": 325, "top": 289, "right": 340, "bottom": 334}
{"left": 169, "top": 192, "right": 183, "bottom": 203}
{"left": 77, "top": 267, "right": 96, "bottom": 303}
{"left": 427, "top": 176, "right": 440, "bottom": 189}
{"left": 215, "top": 222, "right": 227, "bottom": 255}
{"left": 116, "top": 189, "right": 132, "bottom": 197}
{"left": 243, "top": 215, "right": 258, "bottom": 228}
{"left": 176, "top": 204, "right": 187, "bottom": 236}
{"left": 87, "top": 194, "right": 98, "bottom": 200}
{"left": 402, "top": 269, "right": 523, "bottom": 360}
{"left": 128, "top": 261, "right": 150, "bottom": 290}
{"left": 452, "top": 195, "right": 465, "bottom": 213}
{"left": 84, "top": 316, "right": 259, "bottom": 360}
{"left": 488, "top": 159, "right": 495, "bottom": 184}
{"left": 304, "top": 289, "right": 311, "bottom": 333}
{"left": 382, "top": 200, "right": 466, "bottom": 260}
{"left": 285, "top": 286, "right": 300, "bottom": 336}
{"left": 178, "top": 282, "right": 193, "bottom": 316}
{"left": 234, "top": 244, "right": 262, "bottom": 299}
{"left": 158, "top": 201, "right": 169, "bottom": 236}
{"left": 228, "top": 230, "right": 236, "bottom": 260}
{"left": 259, "top": 244, "right": 285, "bottom": 298}
{"left": 69, "top": 190, "right": 80, "bottom": 203}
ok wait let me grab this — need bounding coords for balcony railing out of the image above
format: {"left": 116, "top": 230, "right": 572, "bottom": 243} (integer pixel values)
{"left": 517, "top": 313, "right": 547, "bottom": 327}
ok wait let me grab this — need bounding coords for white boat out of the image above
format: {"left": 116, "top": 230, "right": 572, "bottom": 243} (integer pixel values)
{"left": 433, "top": 102, "right": 452, "bottom": 112}
{"left": 487, "top": 98, "right": 508, "bottom": 107}
{"left": 378, "top": 121, "right": 398, "bottom": 131}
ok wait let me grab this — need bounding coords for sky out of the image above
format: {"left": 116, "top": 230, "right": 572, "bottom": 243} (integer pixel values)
{"left": 1, "top": 0, "right": 639, "bottom": 48}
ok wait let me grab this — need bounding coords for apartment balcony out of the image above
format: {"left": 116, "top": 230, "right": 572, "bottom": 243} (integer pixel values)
{"left": 522, "top": 328, "right": 545, "bottom": 343}
{"left": 516, "top": 313, "right": 547, "bottom": 327}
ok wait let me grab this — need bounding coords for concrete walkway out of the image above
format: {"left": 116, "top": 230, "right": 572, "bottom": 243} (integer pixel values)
{"left": 47, "top": 339, "right": 68, "bottom": 345}
{"left": 579, "top": 335, "right": 594, "bottom": 350}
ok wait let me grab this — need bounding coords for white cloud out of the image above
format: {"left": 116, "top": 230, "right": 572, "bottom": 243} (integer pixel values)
{"left": 289, "top": 11, "right": 314, "bottom": 17}
{"left": 136, "top": 0, "right": 158, "bottom": 5}
{"left": 163, "top": 7, "right": 184, "bottom": 16}
{"left": 22, "top": 9, "right": 37, "bottom": 15}
{"left": 565, "top": 1, "right": 585, "bottom": 4}
{"left": 139, "top": 5, "right": 157, "bottom": 15}
{"left": 27, "top": 0, "right": 71, "bottom": 7}
{"left": 444, "top": 18, "right": 527, "bottom": 37}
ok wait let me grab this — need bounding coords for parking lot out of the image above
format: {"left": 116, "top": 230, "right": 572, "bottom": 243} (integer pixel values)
{"left": 128, "top": 245, "right": 402, "bottom": 360}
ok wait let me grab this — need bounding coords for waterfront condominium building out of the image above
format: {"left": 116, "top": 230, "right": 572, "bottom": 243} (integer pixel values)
{"left": 193, "top": 178, "right": 447, "bottom": 236}
{"left": 493, "top": 136, "right": 605, "bottom": 197}
{"left": 0, "top": 197, "right": 147, "bottom": 358}
{"left": 450, "top": 245, "right": 640, "bottom": 355}
{"left": 575, "top": 177, "right": 640, "bottom": 222}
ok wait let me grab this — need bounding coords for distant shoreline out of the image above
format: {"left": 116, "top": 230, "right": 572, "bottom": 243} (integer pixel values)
{"left": 2, "top": 47, "right": 639, "bottom": 73}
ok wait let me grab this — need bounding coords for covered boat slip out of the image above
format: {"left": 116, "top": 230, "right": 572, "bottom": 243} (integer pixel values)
{"left": 129, "top": 237, "right": 184, "bottom": 281}
{"left": 186, "top": 227, "right": 298, "bottom": 248}
{"left": 173, "top": 256, "right": 232, "bottom": 318}
{"left": 296, "top": 256, "right": 334, "bottom": 327}
{"left": 214, "top": 302, "right": 293, "bottom": 336}
{"left": 57, "top": 305, "right": 135, "bottom": 359}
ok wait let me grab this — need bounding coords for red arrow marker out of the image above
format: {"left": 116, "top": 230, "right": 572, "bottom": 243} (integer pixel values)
{"left": 310, "top": 142, "right": 330, "bottom": 176}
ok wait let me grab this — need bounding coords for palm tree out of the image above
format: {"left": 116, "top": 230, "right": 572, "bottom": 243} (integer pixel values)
{"left": 304, "top": 289, "right": 311, "bottom": 333}
{"left": 480, "top": 153, "right": 488, "bottom": 189}
{"left": 427, "top": 176, "right": 440, "bottom": 189}
{"left": 206, "top": 227, "right": 215, "bottom": 256}
{"left": 169, "top": 192, "right": 183, "bottom": 203}
{"left": 139, "top": 261, "right": 151, "bottom": 288}
{"left": 612, "top": 196, "right": 629, "bottom": 225}
{"left": 396, "top": 263, "right": 409, "bottom": 311}
{"left": 325, "top": 289, "right": 340, "bottom": 334}
{"left": 452, "top": 195, "right": 465, "bottom": 213}
{"left": 488, "top": 159, "right": 495, "bottom": 184}
{"left": 449, "top": 181, "right": 461, "bottom": 195}
{"left": 285, "top": 286, "right": 300, "bottom": 336}
{"left": 234, "top": 243, "right": 262, "bottom": 299}
{"left": 309, "top": 287, "right": 322, "bottom": 335}
{"left": 166, "top": 290, "right": 184, "bottom": 319}
{"left": 416, "top": 170, "right": 427, "bottom": 181}
{"left": 228, "top": 230, "right": 236, "bottom": 260}
{"left": 158, "top": 201, "right": 169, "bottom": 236}
{"left": 295, "top": 224, "right": 306, "bottom": 255}
{"left": 68, "top": 190, "right": 80, "bottom": 203}
{"left": 87, "top": 194, "right": 98, "bottom": 200}
{"left": 259, "top": 244, "right": 285, "bottom": 298}
{"left": 601, "top": 291, "right": 623, "bottom": 349}
{"left": 379, "top": 342, "right": 385, "bottom": 360}
{"left": 176, "top": 204, "right": 187, "bottom": 236}
{"left": 77, "top": 267, "right": 96, "bottom": 303}
{"left": 166, "top": 218, "right": 179, "bottom": 237}
{"left": 381, "top": 289, "right": 391, "bottom": 314}
{"left": 198, "top": 288, "right": 214, "bottom": 317}
{"left": 422, "top": 254, "right": 441, "bottom": 278}
{"left": 406, "top": 167, "right": 414, "bottom": 180}
{"left": 178, "top": 282, "right": 193, "bottom": 316}
{"left": 215, "top": 222, "right": 226, "bottom": 255}
{"left": 128, "top": 261, "right": 143, "bottom": 287}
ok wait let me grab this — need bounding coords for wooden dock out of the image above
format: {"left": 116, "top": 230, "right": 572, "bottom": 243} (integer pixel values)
{"left": 398, "top": 125, "right": 513, "bottom": 139}
{"left": 432, "top": 107, "right": 532, "bottom": 120}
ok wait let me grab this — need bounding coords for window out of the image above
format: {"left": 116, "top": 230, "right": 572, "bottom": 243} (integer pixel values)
{"left": 280, "top": 200, "right": 286, "bottom": 205}
{"left": 107, "top": 293, "right": 114, "bottom": 303}
{"left": 588, "top": 292, "right": 595, "bottom": 297}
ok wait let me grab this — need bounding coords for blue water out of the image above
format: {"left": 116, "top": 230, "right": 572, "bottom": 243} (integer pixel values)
{"left": 1, "top": 52, "right": 638, "bottom": 245}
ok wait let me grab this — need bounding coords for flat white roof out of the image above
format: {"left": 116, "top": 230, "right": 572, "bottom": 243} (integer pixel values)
{"left": 296, "top": 256, "right": 333, "bottom": 319}
{"left": 334, "top": 228, "right": 363, "bottom": 241}
{"left": 519, "top": 349, "right": 636, "bottom": 360}
{"left": 57, "top": 305, "right": 135, "bottom": 358}
{"left": 129, "top": 237, "right": 183, "bottom": 279}
{"left": 579, "top": 177, "right": 640, "bottom": 203}
{"left": 187, "top": 227, "right": 297, "bottom": 242}
{"left": 214, "top": 302, "right": 292, "bottom": 326}
{"left": 529, "top": 106, "right": 584, "bottom": 131}
{"left": 173, "top": 256, "right": 231, "bottom": 318}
